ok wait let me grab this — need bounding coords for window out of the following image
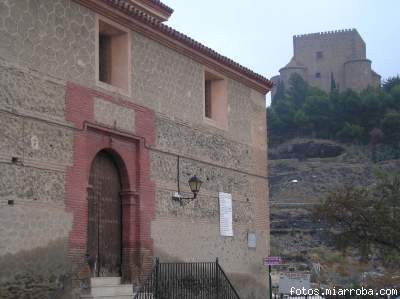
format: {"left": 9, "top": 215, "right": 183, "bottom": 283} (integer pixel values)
{"left": 315, "top": 72, "right": 321, "bottom": 78}
{"left": 205, "top": 79, "right": 212, "bottom": 118}
{"left": 203, "top": 71, "right": 227, "bottom": 129}
{"left": 97, "top": 18, "right": 130, "bottom": 92}
{"left": 99, "top": 33, "right": 111, "bottom": 83}
{"left": 316, "top": 51, "right": 323, "bottom": 59}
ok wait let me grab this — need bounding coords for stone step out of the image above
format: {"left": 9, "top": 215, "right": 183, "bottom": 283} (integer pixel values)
{"left": 81, "top": 295, "right": 132, "bottom": 299}
{"left": 134, "top": 293, "right": 154, "bottom": 299}
{"left": 91, "top": 284, "right": 133, "bottom": 297}
{"left": 91, "top": 277, "right": 122, "bottom": 287}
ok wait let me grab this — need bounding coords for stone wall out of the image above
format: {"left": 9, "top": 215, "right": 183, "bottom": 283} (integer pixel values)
{"left": 0, "top": 0, "right": 269, "bottom": 298}
{"left": 0, "top": 60, "right": 75, "bottom": 298}
{"left": 293, "top": 30, "right": 366, "bottom": 91}
{"left": 0, "top": 238, "right": 76, "bottom": 299}
{"left": 344, "top": 59, "right": 374, "bottom": 92}
{"left": 130, "top": 32, "right": 267, "bottom": 150}
{"left": 0, "top": 1, "right": 94, "bottom": 297}
{"left": 150, "top": 113, "right": 269, "bottom": 298}
{"left": 279, "top": 67, "right": 308, "bottom": 88}
{"left": 0, "top": 0, "right": 96, "bottom": 86}
{"left": 131, "top": 30, "right": 269, "bottom": 297}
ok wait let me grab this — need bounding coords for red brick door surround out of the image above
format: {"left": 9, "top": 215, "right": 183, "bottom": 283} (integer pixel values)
{"left": 65, "top": 82, "right": 156, "bottom": 282}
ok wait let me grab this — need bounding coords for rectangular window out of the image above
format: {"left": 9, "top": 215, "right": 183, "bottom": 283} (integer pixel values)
{"left": 315, "top": 72, "right": 321, "bottom": 78}
{"left": 316, "top": 51, "right": 323, "bottom": 59}
{"left": 205, "top": 80, "right": 212, "bottom": 118}
{"left": 99, "top": 34, "right": 111, "bottom": 83}
{"left": 204, "top": 71, "right": 227, "bottom": 129}
{"left": 97, "top": 18, "right": 130, "bottom": 92}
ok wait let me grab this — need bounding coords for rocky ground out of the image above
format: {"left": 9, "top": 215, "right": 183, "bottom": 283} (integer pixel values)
{"left": 268, "top": 138, "right": 400, "bottom": 287}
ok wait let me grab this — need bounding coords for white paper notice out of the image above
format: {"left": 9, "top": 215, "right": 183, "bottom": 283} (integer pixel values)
{"left": 219, "top": 192, "right": 233, "bottom": 236}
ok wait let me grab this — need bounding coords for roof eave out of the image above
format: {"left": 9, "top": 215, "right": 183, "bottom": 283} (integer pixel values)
{"left": 129, "top": 0, "right": 173, "bottom": 21}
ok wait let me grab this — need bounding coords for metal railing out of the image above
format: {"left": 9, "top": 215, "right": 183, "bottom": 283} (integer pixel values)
{"left": 272, "top": 292, "right": 391, "bottom": 299}
{"left": 134, "top": 258, "right": 240, "bottom": 299}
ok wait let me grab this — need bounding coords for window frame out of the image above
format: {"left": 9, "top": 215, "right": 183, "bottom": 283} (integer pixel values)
{"left": 95, "top": 15, "right": 131, "bottom": 96}
{"left": 203, "top": 69, "right": 228, "bottom": 130}
{"left": 204, "top": 79, "right": 212, "bottom": 118}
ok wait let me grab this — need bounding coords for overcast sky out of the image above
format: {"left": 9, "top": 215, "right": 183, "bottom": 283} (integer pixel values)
{"left": 163, "top": 0, "right": 400, "bottom": 105}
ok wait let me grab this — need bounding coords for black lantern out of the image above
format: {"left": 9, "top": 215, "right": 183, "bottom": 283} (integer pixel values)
{"left": 188, "top": 175, "right": 202, "bottom": 198}
{"left": 172, "top": 175, "right": 203, "bottom": 206}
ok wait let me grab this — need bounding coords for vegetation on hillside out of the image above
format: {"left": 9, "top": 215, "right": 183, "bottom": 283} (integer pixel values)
{"left": 313, "top": 172, "right": 400, "bottom": 269}
{"left": 267, "top": 74, "right": 400, "bottom": 161}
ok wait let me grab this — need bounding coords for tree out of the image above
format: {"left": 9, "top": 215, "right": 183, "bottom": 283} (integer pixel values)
{"left": 381, "top": 111, "right": 400, "bottom": 145}
{"left": 287, "top": 73, "right": 308, "bottom": 108}
{"left": 335, "top": 122, "right": 364, "bottom": 143}
{"left": 302, "top": 94, "right": 332, "bottom": 138}
{"left": 336, "top": 89, "right": 362, "bottom": 125}
{"left": 314, "top": 173, "right": 400, "bottom": 265}
{"left": 267, "top": 107, "right": 284, "bottom": 145}
{"left": 359, "top": 89, "right": 384, "bottom": 131}
{"left": 330, "top": 72, "right": 337, "bottom": 93}
{"left": 273, "top": 98, "right": 295, "bottom": 123}
{"left": 273, "top": 80, "right": 285, "bottom": 103}
{"left": 383, "top": 75, "right": 400, "bottom": 92}
{"left": 268, "top": 73, "right": 400, "bottom": 148}
{"left": 369, "top": 128, "right": 383, "bottom": 162}
{"left": 391, "top": 85, "right": 400, "bottom": 109}
{"left": 294, "top": 110, "right": 312, "bottom": 136}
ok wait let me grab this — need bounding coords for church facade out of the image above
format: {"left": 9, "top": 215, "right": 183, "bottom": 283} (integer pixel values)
{"left": 0, "top": 0, "right": 272, "bottom": 298}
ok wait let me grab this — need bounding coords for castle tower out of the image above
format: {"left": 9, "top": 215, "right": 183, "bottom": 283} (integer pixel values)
{"left": 272, "top": 29, "right": 380, "bottom": 101}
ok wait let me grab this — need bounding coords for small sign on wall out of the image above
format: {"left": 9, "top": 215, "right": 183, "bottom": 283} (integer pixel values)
{"left": 219, "top": 192, "right": 233, "bottom": 236}
{"left": 247, "top": 232, "right": 256, "bottom": 248}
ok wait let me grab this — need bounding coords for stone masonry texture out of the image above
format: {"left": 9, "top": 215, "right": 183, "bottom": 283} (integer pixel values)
{"left": 0, "top": 0, "right": 270, "bottom": 298}
{"left": 0, "top": 0, "right": 96, "bottom": 85}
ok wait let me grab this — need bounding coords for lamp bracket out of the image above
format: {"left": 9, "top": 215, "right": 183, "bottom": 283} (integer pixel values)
{"left": 172, "top": 156, "right": 202, "bottom": 206}
{"left": 172, "top": 192, "right": 197, "bottom": 206}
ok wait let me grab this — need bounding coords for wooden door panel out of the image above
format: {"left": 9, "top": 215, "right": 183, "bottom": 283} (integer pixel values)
{"left": 87, "top": 186, "right": 98, "bottom": 274}
{"left": 87, "top": 151, "right": 122, "bottom": 277}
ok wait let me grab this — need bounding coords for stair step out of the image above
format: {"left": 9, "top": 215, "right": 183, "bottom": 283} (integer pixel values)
{"left": 134, "top": 293, "right": 154, "bottom": 298}
{"left": 91, "top": 277, "right": 121, "bottom": 287}
{"left": 91, "top": 284, "right": 133, "bottom": 297}
{"left": 81, "top": 295, "right": 132, "bottom": 299}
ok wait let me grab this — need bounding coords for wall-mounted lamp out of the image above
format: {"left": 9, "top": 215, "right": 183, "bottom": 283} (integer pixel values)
{"left": 172, "top": 175, "right": 203, "bottom": 206}
{"left": 172, "top": 156, "right": 203, "bottom": 206}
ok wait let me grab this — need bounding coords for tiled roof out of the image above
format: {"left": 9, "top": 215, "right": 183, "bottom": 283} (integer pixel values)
{"left": 102, "top": 0, "right": 273, "bottom": 90}
{"left": 140, "top": 0, "right": 173, "bottom": 14}
{"left": 131, "top": 0, "right": 173, "bottom": 20}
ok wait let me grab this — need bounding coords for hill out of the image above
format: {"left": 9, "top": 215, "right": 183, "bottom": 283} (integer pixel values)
{"left": 268, "top": 74, "right": 400, "bottom": 162}
{"left": 269, "top": 138, "right": 400, "bottom": 287}
{"left": 267, "top": 75, "right": 400, "bottom": 287}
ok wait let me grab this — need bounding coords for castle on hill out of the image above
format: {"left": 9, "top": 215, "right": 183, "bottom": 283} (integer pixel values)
{"left": 271, "top": 29, "right": 380, "bottom": 100}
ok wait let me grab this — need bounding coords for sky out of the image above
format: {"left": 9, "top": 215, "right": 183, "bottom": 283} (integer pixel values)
{"left": 162, "top": 0, "right": 400, "bottom": 105}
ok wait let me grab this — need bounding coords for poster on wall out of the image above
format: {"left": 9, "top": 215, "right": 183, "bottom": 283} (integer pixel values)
{"left": 219, "top": 192, "right": 233, "bottom": 236}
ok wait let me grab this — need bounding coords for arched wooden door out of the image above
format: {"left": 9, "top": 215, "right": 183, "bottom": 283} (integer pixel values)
{"left": 87, "top": 151, "right": 122, "bottom": 277}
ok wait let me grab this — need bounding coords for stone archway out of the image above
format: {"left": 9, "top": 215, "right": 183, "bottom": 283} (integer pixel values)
{"left": 65, "top": 84, "right": 156, "bottom": 287}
